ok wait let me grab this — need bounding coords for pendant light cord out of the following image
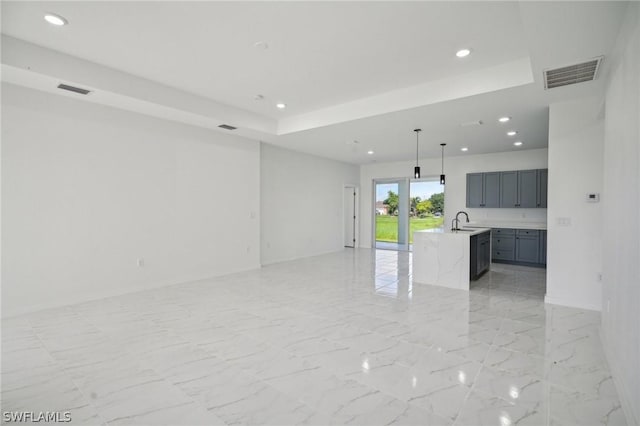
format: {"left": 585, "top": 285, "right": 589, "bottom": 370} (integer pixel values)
{"left": 416, "top": 133, "right": 419, "bottom": 166}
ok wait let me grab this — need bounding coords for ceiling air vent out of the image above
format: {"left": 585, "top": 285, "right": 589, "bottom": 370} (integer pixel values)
{"left": 543, "top": 56, "right": 603, "bottom": 89}
{"left": 218, "top": 124, "right": 237, "bottom": 130}
{"left": 57, "top": 83, "right": 91, "bottom": 95}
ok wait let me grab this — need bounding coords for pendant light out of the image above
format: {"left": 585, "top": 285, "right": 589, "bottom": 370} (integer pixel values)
{"left": 440, "top": 143, "right": 447, "bottom": 185}
{"left": 413, "top": 129, "right": 422, "bottom": 179}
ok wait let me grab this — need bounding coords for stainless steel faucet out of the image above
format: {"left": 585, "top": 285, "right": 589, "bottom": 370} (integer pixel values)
{"left": 452, "top": 211, "right": 470, "bottom": 230}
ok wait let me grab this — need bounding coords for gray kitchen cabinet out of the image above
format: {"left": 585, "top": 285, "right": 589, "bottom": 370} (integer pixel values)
{"left": 484, "top": 172, "right": 500, "bottom": 208}
{"left": 515, "top": 230, "right": 540, "bottom": 263}
{"left": 492, "top": 228, "right": 515, "bottom": 261}
{"left": 470, "top": 231, "right": 491, "bottom": 280}
{"left": 468, "top": 169, "right": 547, "bottom": 209}
{"left": 500, "top": 170, "right": 539, "bottom": 208}
{"left": 518, "top": 170, "right": 538, "bottom": 208}
{"left": 466, "top": 173, "right": 484, "bottom": 208}
{"left": 539, "top": 230, "right": 547, "bottom": 264}
{"left": 466, "top": 172, "right": 500, "bottom": 208}
{"left": 491, "top": 228, "right": 546, "bottom": 267}
{"left": 500, "top": 171, "right": 518, "bottom": 207}
{"left": 537, "top": 169, "right": 548, "bottom": 208}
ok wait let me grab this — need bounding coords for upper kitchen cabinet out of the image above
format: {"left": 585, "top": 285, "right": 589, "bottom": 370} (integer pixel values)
{"left": 466, "top": 172, "right": 500, "bottom": 208}
{"left": 499, "top": 169, "right": 539, "bottom": 208}
{"left": 500, "top": 171, "right": 519, "bottom": 207}
{"left": 467, "top": 169, "right": 548, "bottom": 209}
{"left": 518, "top": 170, "right": 538, "bottom": 208}
{"left": 537, "top": 169, "right": 548, "bottom": 208}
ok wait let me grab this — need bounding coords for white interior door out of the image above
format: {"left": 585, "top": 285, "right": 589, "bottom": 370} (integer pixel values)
{"left": 344, "top": 187, "right": 356, "bottom": 247}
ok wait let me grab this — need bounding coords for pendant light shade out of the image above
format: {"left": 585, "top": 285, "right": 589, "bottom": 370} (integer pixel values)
{"left": 440, "top": 143, "right": 446, "bottom": 185}
{"left": 413, "top": 129, "right": 422, "bottom": 179}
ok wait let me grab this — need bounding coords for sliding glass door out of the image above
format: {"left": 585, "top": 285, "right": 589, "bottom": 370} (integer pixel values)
{"left": 409, "top": 180, "right": 445, "bottom": 243}
{"left": 374, "top": 180, "right": 408, "bottom": 250}
{"left": 374, "top": 177, "right": 444, "bottom": 251}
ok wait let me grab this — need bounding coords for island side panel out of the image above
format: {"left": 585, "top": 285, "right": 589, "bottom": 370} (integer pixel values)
{"left": 413, "top": 232, "right": 471, "bottom": 290}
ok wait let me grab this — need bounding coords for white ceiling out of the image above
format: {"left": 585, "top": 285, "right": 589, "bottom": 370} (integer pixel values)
{"left": 0, "top": 1, "right": 630, "bottom": 164}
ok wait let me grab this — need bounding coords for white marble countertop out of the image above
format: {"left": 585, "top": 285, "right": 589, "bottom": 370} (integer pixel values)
{"left": 464, "top": 221, "right": 547, "bottom": 230}
{"left": 415, "top": 227, "right": 492, "bottom": 237}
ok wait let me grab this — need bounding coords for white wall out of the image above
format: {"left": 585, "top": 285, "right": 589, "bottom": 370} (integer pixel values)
{"left": 260, "top": 143, "right": 359, "bottom": 265}
{"left": 545, "top": 98, "right": 604, "bottom": 312}
{"left": 601, "top": 3, "right": 640, "bottom": 424}
{"left": 359, "top": 149, "right": 548, "bottom": 248}
{"left": 1, "top": 84, "right": 261, "bottom": 317}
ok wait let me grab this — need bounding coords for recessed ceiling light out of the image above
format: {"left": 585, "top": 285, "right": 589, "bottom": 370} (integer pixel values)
{"left": 456, "top": 48, "right": 471, "bottom": 58}
{"left": 44, "top": 13, "right": 68, "bottom": 26}
{"left": 276, "top": 103, "right": 286, "bottom": 109}
{"left": 367, "top": 151, "right": 374, "bottom": 155}
{"left": 507, "top": 131, "right": 518, "bottom": 136}
{"left": 514, "top": 141, "right": 523, "bottom": 146}
{"left": 461, "top": 147, "right": 469, "bottom": 152}
{"left": 498, "top": 116, "right": 511, "bottom": 123}
{"left": 253, "top": 41, "right": 269, "bottom": 50}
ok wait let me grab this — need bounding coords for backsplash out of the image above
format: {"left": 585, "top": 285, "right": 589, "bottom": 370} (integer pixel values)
{"left": 465, "top": 208, "right": 547, "bottom": 224}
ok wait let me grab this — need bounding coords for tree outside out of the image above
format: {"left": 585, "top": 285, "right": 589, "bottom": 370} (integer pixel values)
{"left": 383, "top": 191, "right": 399, "bottom": 215}
{"left": 427, "top": 192, "right": 444, "bottom": 215}
{"left": 376, "top": 189, "right": 445, "bottom": 243}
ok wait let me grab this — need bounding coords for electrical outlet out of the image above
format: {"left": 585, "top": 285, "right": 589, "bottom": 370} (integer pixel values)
{"left": 137, "top": 258, "right": 144, "bottom": 267}
{"left": 557, "top": 217, "right": 571, "bottom": 226}
{"left": 597, "top": 272, "right": 602, "bottom": 282}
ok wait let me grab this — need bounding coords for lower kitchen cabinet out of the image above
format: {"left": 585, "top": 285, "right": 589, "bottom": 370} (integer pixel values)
{"left": 515, "top": 230, "right": 540, "bottom": 263}
{"left": 491, "top": 228, "right": 546, "bottom": 267}
{"left": 470, "top": 231, "right": 491, "bottom": 280}
{"left": 539, "top": 230, "right": 547, "bottom": 265}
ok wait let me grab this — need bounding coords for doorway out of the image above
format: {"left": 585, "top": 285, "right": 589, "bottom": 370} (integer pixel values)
{"left": 343, "top": 185, "right": 358, "bottom": 248}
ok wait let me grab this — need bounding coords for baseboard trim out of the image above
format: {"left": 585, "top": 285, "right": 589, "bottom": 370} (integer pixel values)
{"left": 600, "top": 332, "right": 639, "bottom": 426}
{"left": 544, "top": 294, "right": 601, "bottom": 311}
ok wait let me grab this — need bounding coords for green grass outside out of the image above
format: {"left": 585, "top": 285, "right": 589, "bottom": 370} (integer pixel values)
{"left": 375, "top": 215, "right": 445, "bottom": 243}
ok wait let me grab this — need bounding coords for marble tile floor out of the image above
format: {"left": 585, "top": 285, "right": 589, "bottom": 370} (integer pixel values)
{"left": 1, "top": 249, "right": 627, "bottom": 425}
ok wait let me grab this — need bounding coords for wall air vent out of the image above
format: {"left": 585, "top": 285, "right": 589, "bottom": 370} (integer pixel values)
{"left": 543, "top": 56, "right": 603, "bottom": 89}
{"left": 218, "top": 124, "right": 237, "bottom": 130}
{"left": 57, "top": 83, "right": 91, "bottom": 95}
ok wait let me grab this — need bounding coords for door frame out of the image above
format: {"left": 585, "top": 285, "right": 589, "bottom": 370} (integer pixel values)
{"left": 343, "top": 184, "right": 359, "bottom": 248}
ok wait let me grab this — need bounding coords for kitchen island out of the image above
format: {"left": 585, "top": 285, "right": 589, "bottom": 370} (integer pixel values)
{"left": 412, "top": 227, "right": 492, "bottom": 290}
